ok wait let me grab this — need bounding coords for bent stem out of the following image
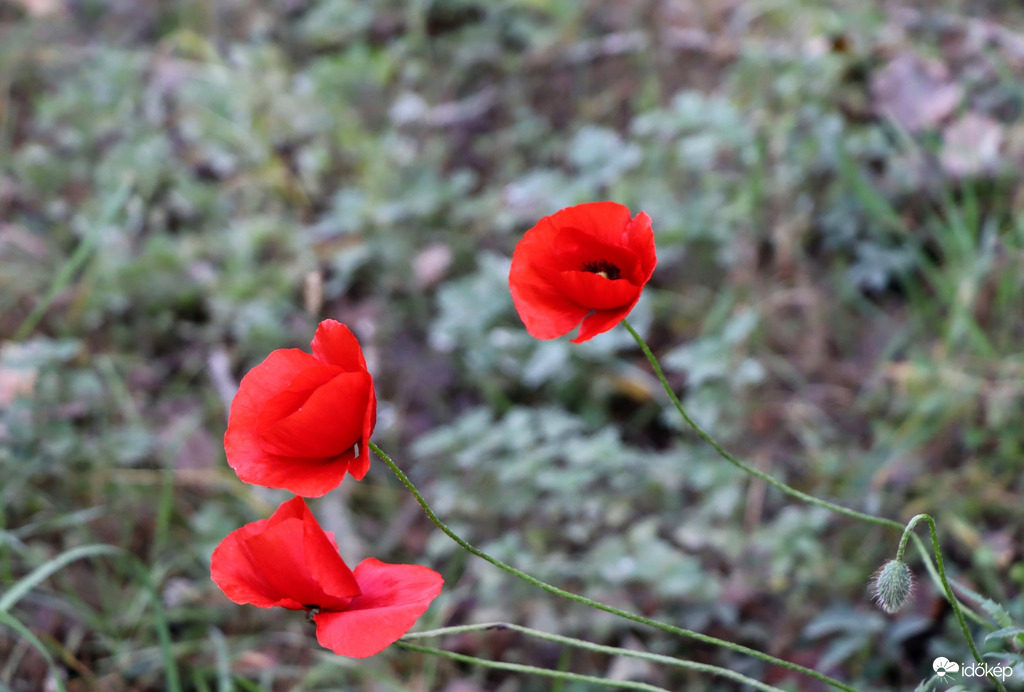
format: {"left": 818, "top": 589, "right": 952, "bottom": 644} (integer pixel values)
{"left": 621, "top": 320, "right": 903, "bottom": 533}
{"left": 897, "top": 515, "right": 1006, "bottom": 692}
{"left": 403, "top": 622, "right": 785, "bottom": 692}
{"left": 621, "top": 321, "right": 997, "bottom": 676}
{"left": 370, "top": 442, "right": 857, "bottom": 692}
{"left": 614, "top": 323, "right": 999, "bottom": 687}
{"left": 396, "top": 642, "right": 672, "bottom": 692}
{"left": 918, "top": 558, "right": 997, "bottom": 631}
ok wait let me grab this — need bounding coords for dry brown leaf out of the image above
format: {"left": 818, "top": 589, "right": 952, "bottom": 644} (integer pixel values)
{"left": 12, "top": 0, "right": 63, "bottom": 17}
{"left": 413, "top": 243, "right": 452, "bottom": 288}
{"left": 941, "top": 112, "right": 1004, "bottom": 177}
{"left": 0, "top": 342, "right": 38, "bottom": 408}
{"left": 304, "top": 269, "right": 324, "bottom": 315}
{"left": 0, "top": 224, "right": 48, "bottom": 258}
{"left": 871, "top": 54, "right": 962, "bottom": 132}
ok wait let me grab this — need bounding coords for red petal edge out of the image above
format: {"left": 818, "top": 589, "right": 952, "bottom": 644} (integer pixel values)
{"left": 313, "top": 558, "right": 443, "bottom": 658}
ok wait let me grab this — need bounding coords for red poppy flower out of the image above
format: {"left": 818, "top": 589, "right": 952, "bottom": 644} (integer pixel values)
{"left": 211, "top": 497, "right": 443, "bottom": 658}
{"left": 509, "top": 201, "right": 656, "bottom": 343}
{"left": 224, "top": 320, "right": 377, "bottom": 497}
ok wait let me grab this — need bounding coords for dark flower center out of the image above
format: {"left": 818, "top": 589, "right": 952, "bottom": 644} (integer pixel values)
{"left": 581, "top": 260, "right": 621, "bottom": 280}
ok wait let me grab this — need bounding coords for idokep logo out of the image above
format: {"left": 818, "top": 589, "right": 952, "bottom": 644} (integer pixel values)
{"left": 932, "top": 657, "right": 959, "bottom": 678}
{"left": 933, "top": 656, "right": 1015, "bottom": 683}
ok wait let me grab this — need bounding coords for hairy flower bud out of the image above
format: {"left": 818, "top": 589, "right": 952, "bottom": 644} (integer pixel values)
{"left": 871, "top": 560, "right": 914, "bottom": 614}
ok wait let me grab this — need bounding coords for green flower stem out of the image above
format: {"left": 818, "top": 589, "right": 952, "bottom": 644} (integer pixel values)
{"left": 908, "top": 539, "right": 990, "bottom": 631}
{"left": 897, "top": 515, "right": 1006, "bottom": 692}
{"left": 370, "top": 442, "right": 857, "bottom": 692}
{"left": 395, "top": 641, "right": 671, "bottom": 691}
{"left": 621, "top": 321, "right": 999, "bottom": 683}
{"left": 403, "top": 622, "right": 786, "bottom": 692}
{"left": 621, "top": 320, "right": 904, "bottom": 533}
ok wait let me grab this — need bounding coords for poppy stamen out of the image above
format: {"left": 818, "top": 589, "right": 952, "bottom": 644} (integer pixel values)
{"left": 305, "top": 605, "right": 321, "bottom": 624}
{"left": 582, "top": 260, "right": 621, "bottom": 280}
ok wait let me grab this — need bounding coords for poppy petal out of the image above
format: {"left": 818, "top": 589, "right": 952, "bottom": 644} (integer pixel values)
{"left": 544, "top": 227, "right": 643, "bottom": 283}
{"left": 234, "top": 350, "right": 325, "bottom": 409}
{"left": 211, "top": 498, "right": 360, "bottom": 612}
{"left": 225, "top": 349, "right": 323, "bottom": 475}
{"left": 224, "top": 323, "right": 377, "bottom": 496}
{"left": 232, "top": 450, "right": 356, "bottom": 498}
{"left": 300, "top": 500, "right": 362, "bottom": 601}
{"left": 552, "top": 271, "right": 641, "bottom": 311}
{"left": 509, "top": 271, "right": 591, "bottom": 339}
{"left": 311, "top": 320, "right": 369, "bottom": 371}
{"left": 509, "top": 202, "right": 656, "bottom": 343}
{"left": 211, "top": 516, "right": 286, "bottom": 609}
{"left": 240, "top": 519, "right": 348, "bottom": 609}
{"left": 254, "top": 364, "right": 345, "bottom": 445}
{"left": 264, "top": 495, "right": 308, "bottom": 525}
{"left": 258, "top": 372, "right": 371, "bottom": 459}
{"left": 625, "top": 211, "right": 657, "bottom": 278}
{"left": 313, "top": 558, "right": 443, "bottom": 658}
{"left": 348, "top": 383, "right": 377, "bottom": 480}
{"left": 572, "top": 305, "right": 635, "bottom": 343}
{"left": 546, "top": 202, "right": 633, "bottom": 247}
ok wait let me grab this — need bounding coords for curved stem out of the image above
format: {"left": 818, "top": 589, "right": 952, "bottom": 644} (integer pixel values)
{"left": 621, "top": 320, "right": 903, "bottom": 532}
{"left": 403, "top": 622, "right": 786, "bottom": 692}
{"left": 909, "top": 534, "right": 989, "bottom": 630}
{"left": 895, "top": 515, "right": 926, "bottom": 563}
{"left": 898, "top": 515, "right": 1006, "bottom": 692}
{"left": 370, "top": 442, "right": 857, "bottom": 692}
{"left": 395, "top": 642, "right": 672, "bottom": 691}
{"left": 621, "top": 321, "right": 1003, "bottom": 687}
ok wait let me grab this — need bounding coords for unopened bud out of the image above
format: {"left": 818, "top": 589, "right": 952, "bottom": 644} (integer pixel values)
{"left": 871, "top": 560, "right": 914, "bottom": 614}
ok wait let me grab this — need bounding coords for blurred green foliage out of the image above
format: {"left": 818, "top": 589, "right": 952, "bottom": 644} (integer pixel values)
{"left": 2, "top": 0, "right": 1024, "bottom": 690}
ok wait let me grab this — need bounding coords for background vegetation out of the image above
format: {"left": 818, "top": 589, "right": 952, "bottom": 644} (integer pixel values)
{"left": 1, "top": 0, "right": 1023, "bottom": 689}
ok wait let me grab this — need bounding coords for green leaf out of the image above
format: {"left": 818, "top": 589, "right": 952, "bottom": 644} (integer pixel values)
{"left": 986, "top": 626, "right": 1024, "bottom": 643}
{"left": 0, "top": 611, "right": 68, "bottom": 692}
{"left": 0, "top": 544, "right": 121, "bottom": 613}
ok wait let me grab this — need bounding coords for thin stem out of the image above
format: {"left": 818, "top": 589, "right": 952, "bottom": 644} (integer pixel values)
{"left": 370, "top": 442, "right": 857, "bottom": 692}
{"left": 909, "top": 535, "right": 989, "bottom": 630}
{"left": 622, "top": 321, "right": 1002, "bottom": 686}
{"left": 897, "top": 513, "right": 929, "bottom": 560}
{"left": 898, "top": 515, "right": 1006, "bottom": 692}
{"left": 895, "top": 515, "right": 925, "bottom": 563}
{"left": 395, "top": 642, "right": 671, "bottom": 691}
{"left": 621, "top": 320, "right": 903, "bottom": 532}
{"left": 403, "top": 622, "right": 786, "bottom": 692}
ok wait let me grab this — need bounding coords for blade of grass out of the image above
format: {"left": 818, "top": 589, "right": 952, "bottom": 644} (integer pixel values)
{"left": 397, "top": 642, "right": 672, "bottom": 692}
{"left": 0, "top": 544, "right": 120, "bottom": 613}
{"left": 10, "top": 506, "right": 106, "bottom": 540}
{"left": 835, "top": 145, "right": 907, "bottom": 235}
{"left": 0, "top": 611, "right": 68, "bottom": 692}
{"left": 209, "top": 627, "right": 232, "bottom": 692}
{"left": 0, "top": 26, "right": 31, "bottom": 172}
{"left": 191, "top": 669, "right": 212, "bottom": 692}
{"left": 126, "top": 557, "right": 182, "bottom": 692}
{"left": 12, "top": 176, "right": 132, "bottom": 341}
{"left": 404, "top": 622, "right": 787, "bottom": 692}
{"left": 151, "top": 415, "right": 201, "bottom": 562}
